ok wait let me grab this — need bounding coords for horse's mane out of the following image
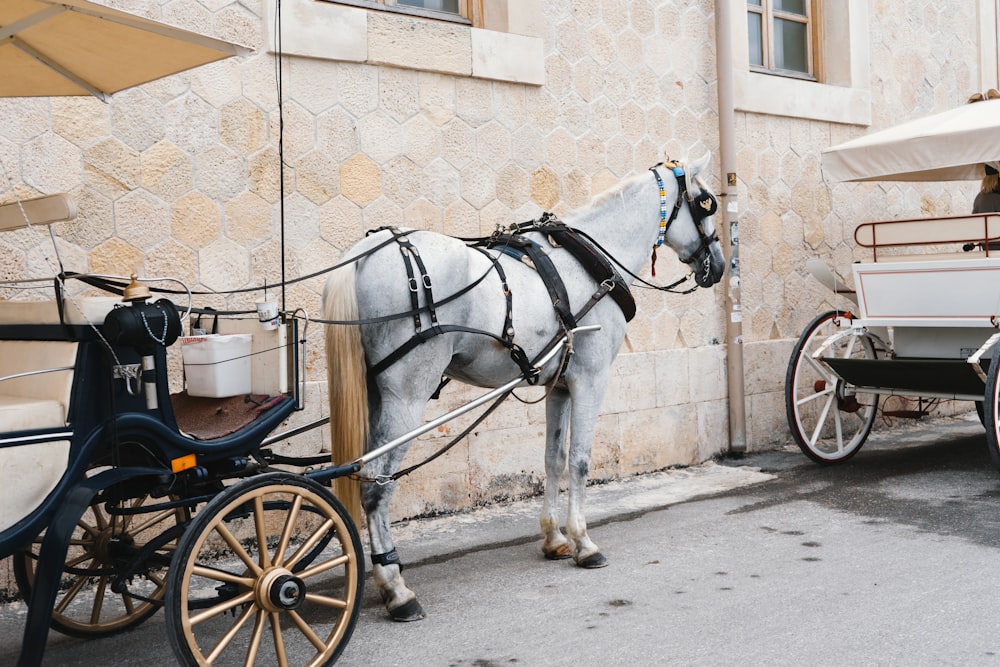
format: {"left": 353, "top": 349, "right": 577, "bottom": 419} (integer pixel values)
{"left": 565, "top": 171, "right": 648, "bottom": 226}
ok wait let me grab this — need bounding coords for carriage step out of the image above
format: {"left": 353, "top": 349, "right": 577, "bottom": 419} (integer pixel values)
{"left": 820, "top": 356, "right": 987, "bottom": 397}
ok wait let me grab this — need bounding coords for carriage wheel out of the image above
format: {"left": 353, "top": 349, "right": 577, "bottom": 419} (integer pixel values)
{"left": 165, "top": 472, "right": 363, "bottom": 667}
{"left": 12, "top": 489, "right": 187, "bottom": 638}
{"left": 785, "top": 310, "right": 879, "bottom": 464}
{"left": 982, "top": 360, "right": 1000, "bottom": 471}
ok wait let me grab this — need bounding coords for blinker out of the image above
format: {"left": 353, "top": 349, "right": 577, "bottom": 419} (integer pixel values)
{"left": 690, "top": 191, "right": 717, "bottom": 222}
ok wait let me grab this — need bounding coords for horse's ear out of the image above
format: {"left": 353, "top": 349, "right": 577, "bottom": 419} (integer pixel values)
{"left": 689, "top": 151, "right": 711, "bottom": 177}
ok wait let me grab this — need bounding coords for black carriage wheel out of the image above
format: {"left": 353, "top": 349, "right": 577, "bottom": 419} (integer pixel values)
{"left": 785, "top": 310, "right": 879, "bottom": 464}
{"left": 165, "top": 473, "right": 364, "bottom": 667}
{"left": 983, "top": 358, "right": 1000, "bottom": 471}
{"left": 12, "top": 488, "right": 187, "bottom": 638}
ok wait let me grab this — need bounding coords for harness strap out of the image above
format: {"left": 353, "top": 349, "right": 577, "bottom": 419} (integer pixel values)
{"left": 378, "top": 227, "right": 433, "bottom": 333}
{"left": 368, "top": 323, "right": 538, "bottom": 383}
{"left": 485, "top": 233, "right": 577, "bottom": 332}
{"left": 539, "top": 219, "right": 636, "bottom": 322}
{"left": 470, "top": 246, "right": 516, "bottom": 347}
{"left": 367, "top": 239, "right": 537, "bottom": 381}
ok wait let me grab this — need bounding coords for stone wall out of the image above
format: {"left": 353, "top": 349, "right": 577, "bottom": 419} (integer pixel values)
{"left": 0, "top": 0, "right": 990, "bottom": 546}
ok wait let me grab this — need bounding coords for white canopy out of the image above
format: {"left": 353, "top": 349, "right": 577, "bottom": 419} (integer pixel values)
{"left": 821, "top": 97, "right": 1000, "bottom": 182}
{"left": 0, "top": 0, "right": 250, "bottom": 102}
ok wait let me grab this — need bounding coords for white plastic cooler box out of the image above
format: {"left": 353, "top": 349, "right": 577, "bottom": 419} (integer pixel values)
{"left": 180, "top": 333, "right": 252, "bottom": 398}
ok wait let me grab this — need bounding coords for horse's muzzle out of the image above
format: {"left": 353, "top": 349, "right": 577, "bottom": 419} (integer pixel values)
{"left": 693, "top": 238, "right": 725, "bottom": 288}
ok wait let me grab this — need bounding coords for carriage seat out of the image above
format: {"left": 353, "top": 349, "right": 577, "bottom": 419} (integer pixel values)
{"left": 0, "top": 340, "right": 78, "bottom": 431}
{"left": 0, "top": 297, "right": 118, "bottom": 431}
{"left": 0, "top": 339, "right": 78, "bottom": 532}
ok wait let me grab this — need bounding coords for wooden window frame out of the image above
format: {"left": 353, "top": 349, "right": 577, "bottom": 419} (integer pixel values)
{"left": 748, "top": 0, "right": 819, "bottom": 82}
{"left": 326, "top": 0, "right": 484, "bottom": 27}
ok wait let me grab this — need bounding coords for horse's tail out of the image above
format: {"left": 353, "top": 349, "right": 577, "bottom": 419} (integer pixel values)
{"left": 323, "top": 263, "right": 367, "bottom": 525}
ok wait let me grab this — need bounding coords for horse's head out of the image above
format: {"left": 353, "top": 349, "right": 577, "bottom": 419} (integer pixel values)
{"left": 658, "top": 153, "right": 726, "bottom": 288}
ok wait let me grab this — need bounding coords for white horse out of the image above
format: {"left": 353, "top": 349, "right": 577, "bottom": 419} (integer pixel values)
{"left": 323, "top": 154, "right": 725, "bottom": 621}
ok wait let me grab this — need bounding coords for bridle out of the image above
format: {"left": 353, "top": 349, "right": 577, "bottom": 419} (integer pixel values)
{"left": 648, "top": 161, "right": 720, "bottom": 283}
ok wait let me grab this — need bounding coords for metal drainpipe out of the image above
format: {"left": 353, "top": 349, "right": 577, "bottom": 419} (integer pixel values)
{"left": 715, "top": 0, "right": 747, "bottom": 454}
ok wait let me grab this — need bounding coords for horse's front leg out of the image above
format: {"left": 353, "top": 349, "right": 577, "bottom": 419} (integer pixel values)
{"left": 362, "top": 457, "right": 426, "bottom": 622}
{"left": 541, "top": 387, "right": 572, "bottom": 560}
{"left": 564, "top": 377, "right": 609, "bottom": 569}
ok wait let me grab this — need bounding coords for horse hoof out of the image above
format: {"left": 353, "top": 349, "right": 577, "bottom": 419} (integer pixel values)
{"left": 543, "top": 544, "right": 573, "bottom": 560}
{"left": 576, "top": 552, "right": 609, "bottom": 569}
{"left": 389, "top": 598, "right": 426, "bottom": 622}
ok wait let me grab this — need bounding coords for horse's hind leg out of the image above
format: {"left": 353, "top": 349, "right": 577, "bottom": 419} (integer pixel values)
{"left": 541, "top": 387, "right": 573, "bottom": 560}
{"left": 361, "top": 362, "right": 444, "bottom": 622}
{"left": 362, "top": 471, "right": 426, "bottom": 621}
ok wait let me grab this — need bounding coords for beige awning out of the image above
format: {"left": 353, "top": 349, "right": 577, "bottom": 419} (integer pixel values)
{"left": 822, "top": 96, "right": 1000, "bottom": 182}
{"left": 0, "top": 0, "right": 250, "bottom": 102}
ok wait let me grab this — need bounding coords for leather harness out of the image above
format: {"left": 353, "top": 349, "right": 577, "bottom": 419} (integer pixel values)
{"left": 366, "top": 216, "right": 636, "bottom": 383}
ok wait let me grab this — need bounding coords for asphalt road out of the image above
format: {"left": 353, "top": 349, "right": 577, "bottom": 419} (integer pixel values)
{"left": 3, "top": 413, "right": 999, "bottom": 666}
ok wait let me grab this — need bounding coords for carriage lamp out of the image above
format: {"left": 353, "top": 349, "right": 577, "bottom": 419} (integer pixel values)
{"left": 103, "top": 297, "right": 182, "bottom": 350}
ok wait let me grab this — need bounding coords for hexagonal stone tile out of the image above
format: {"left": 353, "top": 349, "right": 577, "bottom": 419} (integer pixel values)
{"left": 531, "top": 166, "right": 559, "bottom": 210}
{"left": 111, "top": 89, "right": 166, "bottom": 152}
{"left": 0, "top": 98, "right": 48, "bottom": 142}
{"left": 225, "top": 191, "right": 273, "bottom": 247}
{"left": 320, "top": 196, "right": 365, "bottom": 249}
{"left": 441, "top": 119, "right": 476, "bottom": 169}
{"left": 380, "top": 67, "right": 420, "bottom": 123}
{"left": 357, "top": 109, "right": 403, "bottom": 165}
{"left": 403, "top": 114, "right": 441, "bottom": 168}
{"left": 341, "top": 153, "right": 382, "bottom": 207}
{"left": 220, "top": 99, "right": 268, "bottom": 154}
{"left": 23, "top": 133, "right": 82, "bottom": 193}
{"left": 51, "top": 98, "right": 109, "bottom": 148}
{"left": 475, "top": 121, "right": 512, "bottom": 166}
{"left": 421, "top": 158, "right": 460, "bottom": 208}
{"left": 85, "top": 137, "right": 140, "bottom": 195}
{"left": 166, "top": 94, "right": 220, "bottom": 154}
{"left": 278, "top": 193, "right": 321, "bottom": 251}
{"left": 56, "top": 187, "right": 114, "bottom": 251}
{"left": 115, "top": 190, "right": 170, "bottom": 252}
{"left": 145, "top": 238, "right": 197, "bottom": 288}
{"left": 382, "top": 156, "right": 422, "bottom": 209}
{"left": 90, "top": 237, "right": 144, "bottom": 277}
{"left": 199, "top": 237, "right": 250, "bottom": 291}
{"left": 459, "top": 161, "right": 496, "bottom": 210}
{"left": 141, "top": 141, "right": 193, "bottom": 203}
{"left": 495, "top": 163, "right": 528, "bottom": 209}
{"left": 195, "top": 145, "right": 247, "bottom": 202}
{"left": 296, "top": 150, "right": 342, "bottom": 205}
{"left": 249, "top": 146, "right": 283, "bottom": 204}
{"left": 172, "top": 191, "right": 221, "bottom": 250}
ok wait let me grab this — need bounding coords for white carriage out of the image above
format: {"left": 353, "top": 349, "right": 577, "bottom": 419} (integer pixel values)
{"left": 787, "top": 212, "right": 1000, "bottom": 464}
{"left": 786, "top": 94, "right": 1000, "bottom": 466}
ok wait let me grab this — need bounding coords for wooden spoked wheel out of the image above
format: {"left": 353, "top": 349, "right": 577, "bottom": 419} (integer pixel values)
{"left": 785, "top": 310, "right": 879, "bottom": 464}
{"left": 12, "top": 491, "right": 186, "bottom": 638}
{"left": 165, "top": 473, "right": 363, "bottom": 667}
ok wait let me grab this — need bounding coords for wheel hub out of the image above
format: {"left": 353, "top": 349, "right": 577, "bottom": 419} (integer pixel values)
{"left": 257, "top": 568, "right": 306, "bottom": 612}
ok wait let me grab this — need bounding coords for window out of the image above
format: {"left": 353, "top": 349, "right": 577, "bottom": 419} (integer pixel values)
{"left": 269, "top": 0, "right": 543, "bottom": 85}
{"left": 729, "top": 1, "right": 870, "bottom": 125}
{"left": 747, "top": 0, "right": 815, "bottom": 79}
{"left": 331, "top": 0, "right": 476, "bottom": 24}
